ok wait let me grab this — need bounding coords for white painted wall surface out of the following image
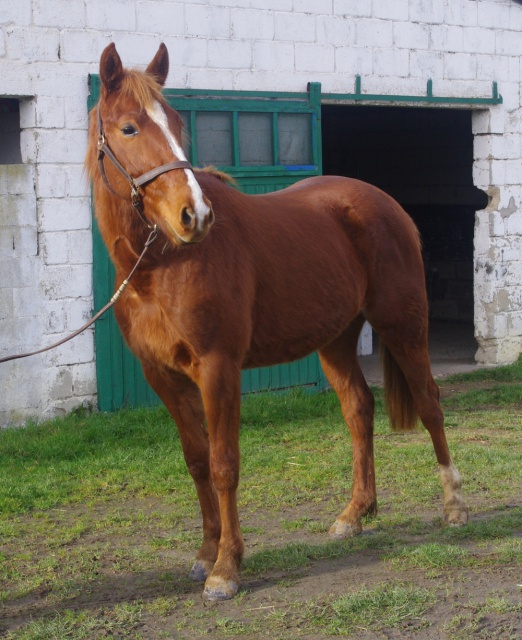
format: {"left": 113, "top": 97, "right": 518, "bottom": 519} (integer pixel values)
{"left": 1, "top": 0, "right": 521, "bottom": 425}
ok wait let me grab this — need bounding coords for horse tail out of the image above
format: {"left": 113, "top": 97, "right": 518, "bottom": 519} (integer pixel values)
{"left": 380, "top": 343, "right": 418, "bottom": 432}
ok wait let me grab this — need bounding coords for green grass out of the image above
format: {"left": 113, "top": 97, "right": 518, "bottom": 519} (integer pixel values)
{"left": 0, "top": 358, "right": 521, "bottom": 639}
{"left": 313, "top": 581, "right": 435, "bottom": 635}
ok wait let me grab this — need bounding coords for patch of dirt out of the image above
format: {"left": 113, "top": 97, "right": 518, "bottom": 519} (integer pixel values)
{"left": 1, "top": 497, "right": 521, "bottom": 639}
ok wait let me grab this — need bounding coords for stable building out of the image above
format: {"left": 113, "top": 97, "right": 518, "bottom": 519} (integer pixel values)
{"left": 1, "top": 0, "right": 521, "bottom": 424}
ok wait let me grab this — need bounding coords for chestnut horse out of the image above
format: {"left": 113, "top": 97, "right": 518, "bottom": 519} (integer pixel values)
{"left": 86, "top": 43, "right": 468, "bottom": 601}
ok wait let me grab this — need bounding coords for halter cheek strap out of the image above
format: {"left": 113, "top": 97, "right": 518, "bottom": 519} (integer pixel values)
{"left": 96, "top": 105, "right": 193, "bottom": 228}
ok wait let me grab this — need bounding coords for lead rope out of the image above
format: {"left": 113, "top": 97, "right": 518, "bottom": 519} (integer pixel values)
{"left": 0, "top": 225, "right": 158, "bottom": 364}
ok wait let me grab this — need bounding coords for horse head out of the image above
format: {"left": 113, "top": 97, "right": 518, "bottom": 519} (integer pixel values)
{"left": 96, "top": 43, "right": 214, "bottom": 245}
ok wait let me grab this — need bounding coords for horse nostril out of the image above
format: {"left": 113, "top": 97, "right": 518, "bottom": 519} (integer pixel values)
{"left": 206, "top": 208, "right": 215, "bottom": 226}
{"left": 181, "top": 208, "right": 194, "bottom": 228}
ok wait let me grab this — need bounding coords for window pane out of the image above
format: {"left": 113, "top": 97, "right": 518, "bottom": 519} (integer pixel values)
{"left": 196, "top": 112, "right": 233, "bottom": 166}
{"left": 238, "top": 112, "right": 273, "bottom": 166}
{"left": 278, "top": 113, "right": 312, "bottom": 166}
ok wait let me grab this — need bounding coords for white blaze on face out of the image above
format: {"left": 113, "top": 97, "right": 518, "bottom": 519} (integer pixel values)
{"left": 146, "top": 101, "right": 210, "bottom": 227}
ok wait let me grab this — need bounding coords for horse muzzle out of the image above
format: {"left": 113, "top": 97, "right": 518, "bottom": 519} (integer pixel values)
{"left": 163, "top": 203, "right": 215, "bottom": 246}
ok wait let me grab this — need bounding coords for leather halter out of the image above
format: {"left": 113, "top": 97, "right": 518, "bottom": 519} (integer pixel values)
{"left": 96, "top": 104, "right": 193, "bottom": 228}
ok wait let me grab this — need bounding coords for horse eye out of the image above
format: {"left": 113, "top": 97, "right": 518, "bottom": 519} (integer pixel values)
{"left": 121, "top": 124, "right": 138, "bottom": 137}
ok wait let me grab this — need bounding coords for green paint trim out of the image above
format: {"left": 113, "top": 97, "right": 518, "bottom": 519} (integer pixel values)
{"left": 321, "top": 77, "right": 503, "bottom": 106}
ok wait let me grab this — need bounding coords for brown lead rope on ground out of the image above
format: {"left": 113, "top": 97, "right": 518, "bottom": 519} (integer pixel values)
{"left": 0, "top": 225, "right": 158, "bottom": 364}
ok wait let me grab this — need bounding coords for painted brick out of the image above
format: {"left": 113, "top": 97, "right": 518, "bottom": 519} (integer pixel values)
{"left": 444, "top": 53, "right": 477, "bottom": 80}
{"left": 86, "top": 0, "right": 136, "bottom": 31}
{"left": 163, "top": 36, "right": 208, "bottom": 70}
{"left": 39, "top": 197, "right": 91, "bottom": 232}
{"left": 496, "top": 29, "right": 522, "bottom": 56}
{"left": 0, "top": 256, "right": 40, "bottom": 289}
{"left": 22, "top": 129, "right": 87, "bottom": 164}
{"left": 372, "top": 0, "right": 408, "bottom": 21}
{"left": 476, "top": 54, "right": 516, "bottom": 84}
{"left": 473, "top": 134, "right": 493, "bottom": 160}
{"left": 0, "top": 31, "right": 6, "bottom": 57}
{"left": 0, "top": 164, "right": 35, "bottom": 196}
{"left": 231, "top": 8, "right": 275, "bottom": 41}
{"left": 253, "top": 41, "right": 295, "bottom": 73}
{"left": 410, "top": 0, "right": 445, "bottom": 24}
{"left": 40, "top": 232, "right": 69, "bottom": 265}
{"left": 373, "top": 48, "right": 409, "bottom": 77}
{"left": 444, "top": 0, "right": 478, "bottom": 27}
{"left": 0, "top": 59, "right": 35, "bottom": 96}
{"left": 42, "top": 300, "right": 67, "bottom": 333}
{"left": 478, "top": 1, "right": 512, "bottom": 29}
{"left": 6, "top": 26, "right": 60, "bottom": 62}
{"left": 462, "top": 27, "right": 496, "bottom": 55}
{"left": 295, "top": 43, "right": 334, "bottom": 73}
{"left": 0, "top": 0, "right": 31, "bottom": 26}
{"left": 491, "top": 133, "right": 522, "bottom": 160}
{"left": 0, "top": 193, "right": 36, "bottom": 227}
{"left": 430, "top": 25, "right": 464, "bottom": 53}
{"left": 136, "top": 1, "right": 185, "bottom": 35}
{"left": 0, "top": 289, "right": 14, "bottom": 320}
{"left": 47, "top": 331, "right": 94, "bottom": 367}
{"left": 41, "top": 264, "right": 92, "bottom": 300}
{"left": 250, "top": 0, "right": 291, "bottom": 10}
{"left": 36, "top": 96, "right": 66, "bottom": 128}
{"left": 68, "top": 230, "right": 93, "bottom": 265}
{"left": 317, "top": 15, "right": 355, "bottom": 47}
{"left": 274, "top": 12, "right": 316, "bottom": 43}
{"left": 393, "top": 21, "right": 430, "bottom": 50}
{"left": 61, "top": 30, "right": 112, "bottom": 63}
{"left": 293, "top": 0, "right": 333, "bottom": 14}
{"left": 185, "top": 4, "right": 231, "bottom": 39}
{"left": 356, "top": 19, "right": 393, "bottom": 48}
{"left": 65, "top": 298, "right": 94, "bottom": 331}
{"left": 33, "top": 0, "right": 85, "bottom": 28}
{"left": 409, "top": 50, "right": 443, "bottom": 79}
{"left": 207, "top": 39, "right": 251, "bottom": 70}
{"left": 36, "top": 164, "right": 68, "bottom": 198}
{"left": 335, "top": 45, "right": 373, "bottom": 76}
{"left": 333, "top": 0, "right": 371, "bottom": 18}
{"left": 71, "top": 362, "right": 98, "bottom": 397}
{"left": 0, "top": 226, "right": 37, "bottom": 259}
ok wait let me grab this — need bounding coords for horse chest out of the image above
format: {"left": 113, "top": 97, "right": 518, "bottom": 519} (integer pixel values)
{"left": 116, "top": 289, "right": 200, "bottom": 377}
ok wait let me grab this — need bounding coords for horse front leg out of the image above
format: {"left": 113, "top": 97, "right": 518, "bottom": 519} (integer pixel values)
{"left": 142, "top": 365, "right": 221, "bottom": 582}
{"left": 198, "top": 360, "right": 244, "bottom": 601}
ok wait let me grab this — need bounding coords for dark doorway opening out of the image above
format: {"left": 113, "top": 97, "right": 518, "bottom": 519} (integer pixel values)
{"left": 322, "top": 105, "right": 488, "bottom": 356}
{"left": 0, "top": 98, "right": 23, "bottom": 165}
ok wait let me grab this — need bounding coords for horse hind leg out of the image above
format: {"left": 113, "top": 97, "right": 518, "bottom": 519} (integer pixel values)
{"left": 319, "top": 314, "right": 377, "bottom": 539}
{"left": 377, "top": 324, "right": 468, "bottom": 527}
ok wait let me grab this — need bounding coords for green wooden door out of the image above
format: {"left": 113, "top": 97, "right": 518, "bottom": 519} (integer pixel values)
{"left": 89, "top": 78, "right": 325, "bottom": 411}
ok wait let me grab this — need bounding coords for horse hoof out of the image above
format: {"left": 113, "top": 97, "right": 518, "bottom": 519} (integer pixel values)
{"left": 189, "top": 559, "right": 213, "bottom": 582}
{"left": 329, "top": 518, "right": 362, "bottom": 540}
{"left": 203, "top": 577, "right": 239, "bottom": 602}
{"left": 444, "top": 508, "right": 469, "bottom": 527}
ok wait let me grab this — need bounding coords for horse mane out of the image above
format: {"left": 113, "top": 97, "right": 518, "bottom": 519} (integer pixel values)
{"left": 196, "top": 166, "right": 237, "bottom": 186}
{"left": 118, "top": 69, "right": 164, "bottom": 110}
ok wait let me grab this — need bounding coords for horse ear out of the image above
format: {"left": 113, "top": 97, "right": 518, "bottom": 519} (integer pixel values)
{"left": 100, "top": 43, "right": 124, "bottom": 93}
{"left": 146, "top": 43, "right": 169, "bottom": 86}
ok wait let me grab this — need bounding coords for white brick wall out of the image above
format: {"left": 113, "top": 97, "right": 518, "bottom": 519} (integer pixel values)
{"left": 1, "top": 0, "right": 522, "bottom": 425}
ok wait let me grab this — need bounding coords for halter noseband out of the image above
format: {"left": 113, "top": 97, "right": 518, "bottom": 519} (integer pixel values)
{"left": 96, "top": 104, "right": 193, "bottom": 228}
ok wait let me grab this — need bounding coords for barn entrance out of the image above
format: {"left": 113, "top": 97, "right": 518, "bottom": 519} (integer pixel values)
{"left": 321, "top": 105, "right": 489, "bottom": 360}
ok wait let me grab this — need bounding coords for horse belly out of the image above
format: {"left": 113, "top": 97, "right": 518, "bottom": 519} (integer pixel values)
{"left": 245, "top": 276, "right": 361, "bottom": 369}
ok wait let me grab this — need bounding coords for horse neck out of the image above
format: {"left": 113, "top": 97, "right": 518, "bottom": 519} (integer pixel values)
{"left": 95, "top": 185, "right": 152, "bottom": 266}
